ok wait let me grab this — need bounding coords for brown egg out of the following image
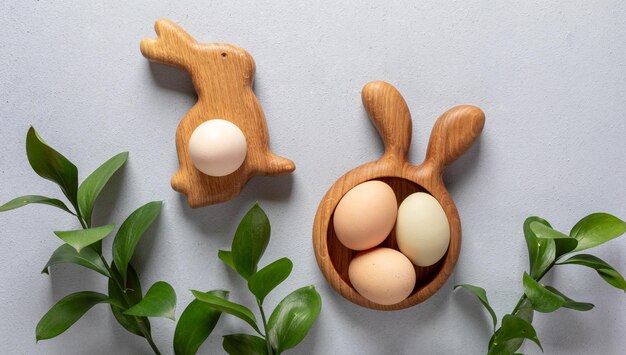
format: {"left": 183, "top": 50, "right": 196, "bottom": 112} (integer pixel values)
{"left": 348, "top": 248, "right": 416, "bottom": 305}
{"left": 333, "top": 181, "right": 397, "bottom": 250}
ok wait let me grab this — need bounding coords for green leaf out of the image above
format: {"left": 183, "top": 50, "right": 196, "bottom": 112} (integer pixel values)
{"left": 268, "top": 285, "right": 322, "bottom": 353}
{"left": 36, "top": 291, "right": 109, "bottom": 341}
{"left": 54, "top": 224, "right": 115, "bottom": 252}
{"left": 571, "top": 213, "right": 626, "bottom": 252}
{"left": 218, "top": 250, "right": 237, "bottom": 272}
{"left": 231, "top": 203, "right": 271, "bottom": 279}
{"left": 524, "top": 217, "right": 555, "bottom": 278}
{"left": 489, "top": 298, "right": 534, "bottom": 354}
{"left": 174, "top": 290, "right": 228, "bottom": 355}
{"left": 248, "top": 258, "right": 293, "bottom": 303}
{"left": 454, "top": 284, "right": 497, "bottom": 330}
{"left": 530, "top": 221, "right": 578, "bottom": 259}
{"left": 112, "top": 201, "right": 162, "bottom": 285}
{"left": 108, "top": 263, "right": 151, "bottom": 338}
{"left": 78, "top": 152, "right": 128, "bottom": 226}
{"left": 26, "top": 127, "right": 79, "bottom": 208}
{"left": 543, "top": 286, "right": 594, "bottom": 311}
{"left": 514, "top": 298, "right": 534, "bottom": 323}
{"left": 124, "top": 281, "right": 177, "bottom": 320}
{"left": 522, "top": 272, "right": 564, "bottom": 313}
{"left": 223, "top": 334, "right": 269, "bottom": 355}
{"left": 488, "top": 314, "right": 542, "bottom": 355}
{"left": 508, "top": 298, "right": 535, "bottom": 352}
{"left": 558, "top": 254, "right": 626, "bottom": 291}
{"left": 191, "top": 290, "right": 260, "bottom": 334}
{"left": 532, "top": 238, "right": 555, "bottom": 279}
{"left": 0, "top": 195, "right": 74, "bottom": 215}
{"left": 41, "top": 244, "right": 110, "bottom": 277}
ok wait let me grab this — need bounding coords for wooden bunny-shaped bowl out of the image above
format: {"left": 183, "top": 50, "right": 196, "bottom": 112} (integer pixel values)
{"left": 312, "top": 81, "right": 485, "bottom": 310}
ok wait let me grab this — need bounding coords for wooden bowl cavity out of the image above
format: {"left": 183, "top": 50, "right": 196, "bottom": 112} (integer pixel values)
{"left": 327, "top": 177, "right": 446, "bottom": 294}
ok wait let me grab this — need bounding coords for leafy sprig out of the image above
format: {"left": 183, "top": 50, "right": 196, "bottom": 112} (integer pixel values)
{"left": 0, "top": 127, "right": 176, "bottom": 354}
{"left": 174, "top": 204, "right": 322, "bottom": 355}
{"left": 456, "top": 213, "right": 626, "bottom": 355}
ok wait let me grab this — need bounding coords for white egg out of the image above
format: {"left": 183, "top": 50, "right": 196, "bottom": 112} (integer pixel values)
{"left": 188, "top": 119, "right": 247, "bottom": 176}
{"left": 396, "top": 192, "right": 450, "bottom": 267}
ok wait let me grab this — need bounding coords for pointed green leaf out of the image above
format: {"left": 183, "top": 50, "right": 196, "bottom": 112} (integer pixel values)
{"left": 248, "top": 258, "right": 293, "bottom": 303}
{"left": 124, "top": 281, "right": 177, "bottom": 320}
{"left": 231, "top": 203, "right": 271, "bottom": 279}
{"left": 488, "top": 298, "right": 535, "bottom": 354}
{"left": 514, "top": 297, "right": 534, "bottom": 323}
{"left": 523, "top": 272, "right": 564, "bottom": 313}
{"left": 571, "top": 213, "right": 626, "bottom": 252}
{"left": 223, "top": 334, "right": 269, "bottom": 355}
{"left": 532, "top": 238, "right": 555, "bottom": 279}
{"left": 268, "top": 285, "right": 322, "bottom": 353}
{"left": 54, "top": 224, "right": 115, "bottom": 252}
{"left": 174, "top": 290, "right": 228, "bottom": 355}
{"left": 530, "top": 221, "right": 578, "bottom": 259}
{"left": 218, "top": 250, "right": 237, "bottom": 272}
{"left": 36, "top": 291, "right": 109, "bottom": 341}
{"left": 0, "top": 195, "right": 74, "bottom": 215}
{"left": 26, "top": 127, "right": 78, "bottom": 207}
{"left": 42, "top": 244, "right": 109, "bottom": 277}
{"left": 191, "top": 290, "right": 260, "bottom": 334}
{"left": 112, "top": 201, "right": 162, "bottom": 285}
{"left": 78, "top": 152, "right": 128, "bottom": 226}
{"left": 524, "top": 217, "right": 555, "bottom": 278}
{"left": 91, "top": 240, "right": 104, "bottom": 256}
{"left": 108, "top": 263, "right": 151, "bottom": 338}
{"left": 454, "top": 284, "right": 497, "bottom": 330}
{"left": 543, "top": 286, "right": 594, "bottom": 311}
{"left": 488, "top": 314, "right": 542, "bottom": 355}
{"left": 558, "top": 254, "right": 626, "bottom": 291}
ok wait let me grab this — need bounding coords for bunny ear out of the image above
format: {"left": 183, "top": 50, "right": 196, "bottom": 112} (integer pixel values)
{"left": 361, "top": 81, "right": 412, "bottom": 161}
{"left": 140, "top": 19, "right": 198, "bottom": 70}
{"left": 424, "top": 105, "right": 485, "bottom": 172}
{"left": 154, "top": 19, "right": 196, "bottom": 43}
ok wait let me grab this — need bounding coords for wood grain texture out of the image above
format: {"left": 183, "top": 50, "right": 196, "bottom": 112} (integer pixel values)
{"left": 140, "top": 19, "right": 295, "bottom": 208}
{"left": 313, "top": 81, "right": 485, "bottom": 310}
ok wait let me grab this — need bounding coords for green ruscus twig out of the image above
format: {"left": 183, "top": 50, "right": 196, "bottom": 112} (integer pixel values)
{"left": 455, "top": 213, "right": 626, "bottom": 355}
{"left": 173, "top": 203, "right": 322, "bottom": 355}
{"left": 0, "top": 127, "right": 177, "bottom": 354}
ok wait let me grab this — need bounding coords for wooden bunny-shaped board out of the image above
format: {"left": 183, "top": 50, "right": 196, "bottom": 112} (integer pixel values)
{"left": 141, "top": 19, "right": 295, "bottom": 208}
{"left": 313, "top": 81, "right": 485, "bottom": 310}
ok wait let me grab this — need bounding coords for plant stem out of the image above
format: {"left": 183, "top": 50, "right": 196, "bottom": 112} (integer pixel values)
{"left": 99, "top": 254, "right": 161, "bottom": 354}
{"left": 72, "top": 205, "right": 88, "bottom": 229}
{"left": 510, "top": 295, "right": 527, "bottom": 315}
{"left": 258, "top": 301, "right": 274, "bottom": 355}
{"left": 75, "top": 214, "right": 161, "bottom": 355}
{"left": 69, "top": 200, "right": 84, "bottom": 224}
{"left": 144, "top": 334, "right": 161, "bottom": 355}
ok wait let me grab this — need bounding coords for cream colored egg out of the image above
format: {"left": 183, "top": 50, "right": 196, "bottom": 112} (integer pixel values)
{"left": 188, "top": 119, "right": 247, "bottom": 177}
{"left": 396, "top": 192, "right": 450, "bottom": 267}
{"left": 348, "top": 248, "right": 416, "bottom": 305}
{"left": 333, "top": 181, "right": 397, "bottom": 250}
